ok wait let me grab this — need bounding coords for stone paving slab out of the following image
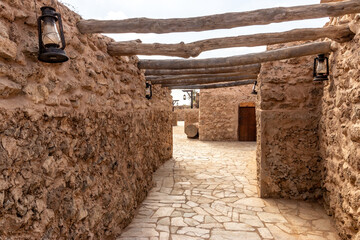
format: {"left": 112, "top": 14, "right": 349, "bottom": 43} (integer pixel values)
{"left": 118, "top": 122, "right": 339, "bottom": 240}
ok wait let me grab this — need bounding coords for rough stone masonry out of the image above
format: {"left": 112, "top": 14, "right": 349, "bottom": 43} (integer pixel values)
{"left": 199, "top": 85, "right": 256, "bottom": 141}
{"left": 256, "top": 41, "right": 324, "bottom": 201}
{"left": 0, "top": 0, "right": 172, "bottom": 238}
{"left": 320, "top": 11, "right": 360, "bottom": 240}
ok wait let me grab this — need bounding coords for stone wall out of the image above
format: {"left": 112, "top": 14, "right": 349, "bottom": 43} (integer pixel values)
{"left": 319, "top": 13, "right": 360, "bottom": 239}
{"left": 184, "top": 109, "right": 199, "bottom": 130}
{"left": 171, "top": 112, "right": 178, "bottom": 126}
{"left": 199, "top": 86, "right": 256, "bottom": 141}
{"left": 257, "top": 42, "right": 324, "bottom": 200}
{"left": 0, "top": 0, "right": 173, "bottom": 239}
{"left": 174, "top": 107, "right": 191, "bottom": 121}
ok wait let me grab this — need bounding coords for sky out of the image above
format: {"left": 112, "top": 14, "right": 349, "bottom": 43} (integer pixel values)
{"left": 60, "top": 0, "right": 328, "bottom": 105}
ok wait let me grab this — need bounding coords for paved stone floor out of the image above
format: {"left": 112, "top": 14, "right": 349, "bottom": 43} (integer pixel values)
{"left": 118, "top": 122, "right": 339, "bottom": 240}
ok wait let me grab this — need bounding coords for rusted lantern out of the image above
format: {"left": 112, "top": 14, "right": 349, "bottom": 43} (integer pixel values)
{"left": 251, "top": 81, "right": 258, "bottom": 95}
{"left": 145, "top": 82, "right": 152, "bottom": 100}
{"left": 183, "top": 94, "right": 186, "bottom": 100}
{"left": 313, "top": 54, "right": 329, "bottom": 81}
{"left": 38, "top": 6, "right": 69, "bottom": 63}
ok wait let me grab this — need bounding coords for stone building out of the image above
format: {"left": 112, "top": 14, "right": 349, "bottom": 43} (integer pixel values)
{"left": 199, "top": 85, "right": 257, "bottom": 141}
{"left": 180, "top": 85, "right": 257, "bottom": 142}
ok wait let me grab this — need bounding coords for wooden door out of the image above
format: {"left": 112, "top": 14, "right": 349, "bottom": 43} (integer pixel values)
{"left": 238, "top": 107, "right": 256, "bottom": 141}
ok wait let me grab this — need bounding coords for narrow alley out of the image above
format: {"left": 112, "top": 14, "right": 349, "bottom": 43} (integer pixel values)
{"left": 119, "top": 122, "right": 338, "bottom": 240}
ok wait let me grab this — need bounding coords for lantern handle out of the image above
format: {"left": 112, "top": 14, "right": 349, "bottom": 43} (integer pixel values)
{"left": 55, "top": 13, "right": 66, "bottom": 50}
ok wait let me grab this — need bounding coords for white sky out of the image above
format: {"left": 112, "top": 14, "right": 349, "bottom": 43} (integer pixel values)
{"left": 60, "top": 0, "right": 328, "bottom": 105}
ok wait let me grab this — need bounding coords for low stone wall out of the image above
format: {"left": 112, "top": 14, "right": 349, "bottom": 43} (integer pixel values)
{"left": 174, "top": 107, "right": 191, "bottom": 121}
{"left": 199, "top": 86, "right": 256, "bottom": 141}
{"left": 0, "top": 0, "right": 172, "bottom": 238}
{"left": 319, "top": 13, "right": 360, "bottom": 239}
{"left": 257, "top": 42, "right": 323, "bottom": 200}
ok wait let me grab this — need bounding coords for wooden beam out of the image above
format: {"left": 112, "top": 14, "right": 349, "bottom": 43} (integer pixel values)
{"left": 108, "top": 25, "right": 353, "bottom": 58}
{"left": 166, "top": 80, "right": 256, "bottom": 89}
{"left": 77, "top": 0, "right": 360, "bottom": 34}
{"left": 159, "top": 75, "right": 258, "bottom": 86}
{"left": 145, "top": 64, "right": 261, "bottom": 76}
{"left": 147, "top": 72, "right": 259, "bottom": 82}
{"left": 139, "top": 41, "right": 333, "bottom": 69}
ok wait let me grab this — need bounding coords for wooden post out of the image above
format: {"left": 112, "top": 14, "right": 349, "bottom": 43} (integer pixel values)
{"left": 108, "top": 25, "right": 353, "bottom": 58}
{"left": 165, "top": 80, "right": 256, "bottom": 89}
{"left": 138, "top": 41, "right": 334, "bottom": 69}
{"left": 191, "top": 91, "right": 194, "bottom": 109}
{"left": 78, "top": 0, "right": 360, "bottom": 34}
{"left": 145, "top": 64, "right": 261, "bottom": 76}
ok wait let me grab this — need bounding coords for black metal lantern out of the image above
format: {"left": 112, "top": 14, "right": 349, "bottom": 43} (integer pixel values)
{"left": 38, "top": 6, "right": 69, "bottom": 63}
{"left": 145, "top": 82, "right": 152, "bottom": 100}
{"left": 183, "top": 94, "right": 186, "bottom": 100}
{"left": 251, "top": 81, "right": 258, "bottom": 95}
{"left": 313, "top": 54, "right": 329, "bottom": 81}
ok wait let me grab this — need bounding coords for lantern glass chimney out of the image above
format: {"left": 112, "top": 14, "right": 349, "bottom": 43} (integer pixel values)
{"left": 42, "top": 17, "right": 62, "bottom": 47}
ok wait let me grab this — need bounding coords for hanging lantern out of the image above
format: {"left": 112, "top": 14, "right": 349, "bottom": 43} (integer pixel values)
{"left": 313, "top": 54, "right": 329, "bottom": 81}
{"left": 145, "top": 82, "right": 152, "bottom": 100}
{"left": 183, "top": 94, "right": 186, "bottom": 100}
{"left": 251, "top": 81, "right": 258, "bottom": 95}
{"left": 37, "top": 6, "right": 69, "bottom": 63}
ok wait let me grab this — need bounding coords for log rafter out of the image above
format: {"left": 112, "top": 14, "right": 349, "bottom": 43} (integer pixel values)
{"left": 139, "top": 41, "right": 334, "bottom": 70}
{"left": 144, "top": 64, "right": 261, "bottom": 76}
{"left": 108, "top": 25, "right": 354, "bottom": 58}
{"left": 157, "top": 75, "right": 258, "bottom": 86}
{"left": 166, "top": 80, "right": 256, "bottom": 89}
{"left": 77, "top": 0, "right": 360, "bottom": 34}
{"left": 147, "top": 72, "right": 259, "bottom": 83}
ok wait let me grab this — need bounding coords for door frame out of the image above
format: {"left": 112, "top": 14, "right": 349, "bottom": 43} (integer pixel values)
{"left": 238, "top": 102, "right": 256, "bottom": 141}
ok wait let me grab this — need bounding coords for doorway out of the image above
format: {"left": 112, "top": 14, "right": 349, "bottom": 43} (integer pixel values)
{"left": 238, "top": 106, "right": 256, "bottom": 141}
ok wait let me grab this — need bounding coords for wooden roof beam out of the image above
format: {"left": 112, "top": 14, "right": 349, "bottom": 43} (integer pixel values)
{"left": 139, "top": 41, "right": 334, "bottom": 69}
{"left": 159, "top": 75, "right": 258, "bottom": 86}
{"left": 165, "top": 80, "right": 256, "bottom": 89}
{"left": 108, "top": 25, "right": 353, "bottom": 58}
{"left": 144, "top": 64, "right": 261, "bottom": 76}
{"left": 77, "top": 0, "right": 360, "bottom": 34}
{"left": 147, "top": 71, "right": 260, "bottom": 83}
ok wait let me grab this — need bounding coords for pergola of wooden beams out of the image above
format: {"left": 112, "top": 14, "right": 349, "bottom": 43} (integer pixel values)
{"left": 77, "top": 0, "right": 359, "bottom": 90}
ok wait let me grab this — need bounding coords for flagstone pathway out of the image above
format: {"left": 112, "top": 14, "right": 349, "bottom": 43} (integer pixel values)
{"left": 118, "top": 122, "right": 339, "bottom": 240}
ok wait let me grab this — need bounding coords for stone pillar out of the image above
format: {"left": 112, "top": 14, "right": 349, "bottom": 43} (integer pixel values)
{"left": 257, "top": 43, "right": 324, "bottom": 199}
